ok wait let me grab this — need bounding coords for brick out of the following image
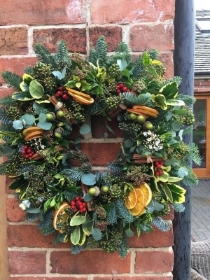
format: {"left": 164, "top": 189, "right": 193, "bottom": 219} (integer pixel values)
{"left": 8, "top": 251, "right": 46, "bottom": 274}
{"left": 5, "top": 176, "right": 15, "bottom": 194}
{"left": 0, "top": 87, "right": 14, "bottom": 98}
{"left": 33, "top": 28, "right": 86, "bottom": 54}
{"left": 10, "top": 276, "right": 88, "bottom": 280}
{"left": 93, "top": 276, "right": 173, "bottom": 280}
{"left": 91, "top": 0, "right": 175, "bottom": 24}
{"left": 80, "top": 142, "right": 121, "bottom": 166}
{"left": 89, "top": 26, "right": 122, "bottom": 52}
{"left": 7, "top": 224, "right": 68, "bottom": 248}
{"left": 6, "top": 198, "right": 26, "bottom": 222}
{"left": 135, "top": 250, "right": 174, "bottom": 273}
{"left": 50, "top": 250, "right": 131, "bottom": 274}
{"left": 91, "top": 115, "right": 123, "bottom": 138}
{"left": 129, "top": 227, "right": 174, "bottom": 248}
{"left": 199, "top": 80, "right": 210, "bottom": 86}
{"left": 0, "top": 27, "right": 28, "bottom": 55}
{"left": 0, "top": 57, "right": 37, "bottom": 84}
{"left": 0, "top": 0, "right": 86, "bottom": 25}
{"left": 130, "top": 24, "right": 174, "bottom": 52}
{"left": 158, "top": 52, "right": 174, "bottom": 79}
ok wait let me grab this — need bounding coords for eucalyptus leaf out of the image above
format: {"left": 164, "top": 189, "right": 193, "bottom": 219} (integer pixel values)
{"left": 79, "top": 124, "right": 90, "bottom": 135}
{"left": 20, "top": 114, "right": 35, "bottom": 125}
{"left": 39, "top": 113, "right": 47, "bottom": 122}
{"left": 117, "top": 58, "right": 127, "bottom": 71}
{"left": 178, "top": 167, "right": 188, "bottom": 178}
{"left": 91, "top": 228, "right": 102, "bottom": 241}
{"left": 84, "top": 193, "right": 93, "bottom": 202}
{"left": 81, "top": 173, "right": 96, "bottom": 186}
{"left": 13, "top": 120, "right": 23, "bottom": 130}
{"left": 124, "top": 139, "right": 135, "bottom": 148}
{"left": 26, "top": 207, "right": 41, "bottom": 213}
{"left": 52, "top": 66, "right": 66, "bottom": 80}
{"left": 37, "top": 121, "right": 52, "bottom": 130}
{"left": 125, "top": 228, "right": 134, "bottom": 237}
{"left": 29, "top": 80, "right": 44, "bottom": 99}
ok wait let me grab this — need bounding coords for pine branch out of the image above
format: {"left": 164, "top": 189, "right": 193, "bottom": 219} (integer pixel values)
{"left": 88, "top": 48, "right": 97, "bottom": 65}
{"left": 152, "top": 217, "right": 171, "bottom": 232}
{"left": 96, "top": 36, "right": 107, "bottom": 68}
{"left": 37, "top": 210, "right": 55, "bottom": 236}
{"left": 71, "top": 244, "right": 85, "bottom": 254}
{"left": 148, "top": 49, "right": 158, "bottom": 60}
{"left": 115, "top": 199, "right": 133, "bottom": 223}
{"left": 54, "top": 40, "right": 71, "bottom": 66}
{"left": 163, "top": 76, "right": 182, "bottom": 87}
{"left": 182, "top": 166, "right": 199, "bottom": 186}
{"left": 1, "top": 71, "right": 22, "bottom": 90}
{"left": 173, "top": 203, "right": 185, "bottom": 213}
{"left": 34, "top": 44, "right": 57, "bottom": 69}
{"left": 116, "top": 42, "right": 131, "bottom": 64}
{"left": 131, "top": 56, "right": 144, "bottom": 79}
{"left": 188, "top": 143, "right": 202, "bottom": 166}
{"left": 0, "top": 108, "right": 12, "bottom": 124}
{"left": 0, "top": 95, "right": 16, "bottom": 105}
{"left": 106, "top": 204, "right": 118, "bottom": 225}
{"left": 177, "top": 93, "right": 196, "bottom": 106}
{"left": 24, "top": 66, "right": 34, "bottom": 75}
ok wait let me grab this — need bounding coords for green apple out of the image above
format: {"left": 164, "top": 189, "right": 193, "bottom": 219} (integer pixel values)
{"left": 56, "top": 110, "right": 64, "bottom": 118}
{"left": 136, "top": 115, "right": 146, "bottom": 124}
{"left": 46, "top": 112, "right": 55, "bottom": 121}
{"left": 144, "top": 121, "right": 154, "bottom": 130}
{"left": 129, "top": 113, "right": 137, "bottom": 121}
{"left": 88, "top": 187, "right": 96, "bottom": 196}
{"left": 101, "top": 186, "right": 109, "bottom": 193}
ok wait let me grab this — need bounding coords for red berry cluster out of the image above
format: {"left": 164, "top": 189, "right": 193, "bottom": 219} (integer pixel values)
{"left": 55, "top": 86, "right": 69, "bottom": 101}
{"left": 155, "top": 160, "right": 164, "bottom": 176}
{"left": 116, "top": 83, "right": 130, "bottom": 94}
{"left": 70, "top": 196, "right": 87, "bottom": 213}
{"left": 21, "top": 145, "right": 35, "bottom": 159}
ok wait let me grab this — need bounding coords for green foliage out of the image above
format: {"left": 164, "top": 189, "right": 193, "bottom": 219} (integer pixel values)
{"left": 117, "top": 235, "right": 129, "bottom": 258}
{"left": 181, "top": 166, "right": 199, "bottom": 186}
{"left": 1, "top": 71, "right": 22, "bottom": 90}
{"left": 94, "top": 36, "right": 107, "bottom": 67}
{"left": 107, "top": 204, "right": 118, "bottom": 225}
{"left": 115, "top": 199, "right": 133, "bottom": 223}
{"left": 71, "top": 244, "right": 85, "bottom": 254}
{"left": 188, "top": 143, "right": 202, "bottom": 166}
{"left": 116, "top": 41, "right": 132, "bottom": 64}
{"left": 148, "top": 49, "right": 159, "bottom": 60}
{"left": 34, "top": 43, "right": 57, "bottom": 69}
{"left": 178, "top": 94, "right": 196, "bottom": 106}
{"left": 131, "top": 56, "right": 143, "bottom": 79}
{"left": 0, "top": 95, "right": 16, "bottom": 105}
{"left": 54, "top": 40, "right": 71, "bottom": 66}
{"left": 152, "top": 217, "right": 171, "bottom": 232}
{"left": 37, "top": 210, "right": 55, "bottom": 236}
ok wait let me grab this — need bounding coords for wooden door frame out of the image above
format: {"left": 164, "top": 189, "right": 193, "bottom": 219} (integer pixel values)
{"left": 193, "top": 94, "right": 210, "bottom": 178}
{"left": 0, "top": 174, "right": 9, "bottom": 280}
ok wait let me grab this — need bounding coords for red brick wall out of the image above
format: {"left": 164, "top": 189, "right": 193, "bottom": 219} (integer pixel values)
{"left": 1, "top": 0, "right": 175, "bottom": 279}
{"left": 194, "top": 78, "right": 210, "bottom": 93}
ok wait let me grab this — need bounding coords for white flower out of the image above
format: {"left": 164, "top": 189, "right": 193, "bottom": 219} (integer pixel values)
{"left": 143, "top": 132, "right": 148, "bottom": 136}
{"left": 147, "top": 137, "right": 152, "bottom": 142}
{"left": 147, "top": 131, "right": 152, "bottom": 136}
{"left": 19, "top": 200, "right": 30, "bottom": 211}
{"left": 149, "top": 145, "right": 153, "bottom": 150}
{"left": 155, "top": 139, "right": 160, "bottom": 145}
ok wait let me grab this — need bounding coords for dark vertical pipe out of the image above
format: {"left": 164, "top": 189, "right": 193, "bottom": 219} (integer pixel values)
{"left": 173, "top": 0, "right": 195, "bottom": 279}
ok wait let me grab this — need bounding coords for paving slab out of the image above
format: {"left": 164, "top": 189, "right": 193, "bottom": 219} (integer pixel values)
{"left": 191, "top": 179, "right": 210, "bottom": 241}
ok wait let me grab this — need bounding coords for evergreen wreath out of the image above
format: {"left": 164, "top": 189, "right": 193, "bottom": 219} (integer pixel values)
{"left": 0, "top": 36, "right": 200, "bottom": 257}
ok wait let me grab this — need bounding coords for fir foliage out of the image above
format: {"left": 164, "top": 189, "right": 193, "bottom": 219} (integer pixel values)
{"left": 116, "top": 41, "right": 132, "bottom": 64}
{"left": 117, "top": 235, "right": 129, "bottom": 258}
{"left": 0, "top": 95, "right": 16, "bottom": 105}
{"left": 115, "top": 199, "right": 133, "bottom": 223}
{"left": 95, "top": 36, "right": 107, "bottom": 67}
{"left": 0, "top": 108, "right": 12, "bottom": 124}
{"left": 71, "top": 244, "right": 85, "bottom": 254}
{"left": 173, "top": 203, "right": 185, "bottom": 213}
{"left": 148, "top": 49, "right": 158, "bottom": 60}
{"left": 152, "top": 217, "right": 171, "bottom": 232}
{"left": 34, "top": 43, "right": 57, "bottom": 69}
{"left": 188, "top": 143, "right": 202, "bottom": 166}
{"left": 37, "top": 210, "right": 55, "bottom": 236}
{"left": 182, "top": 166, "right": 199, "bottom": 186}
{"left": 131, "top": 56, "right": 143, "bottom": 80}
{"left": 107, "top": 204, "right": 118, "bottom": 225}
{"left": 54, "top": 232, "right": 66, "bottom": 244}
{"left": 88, "top": 48, "right": 98, "bottom": 65}
{"left": 1, "top": 71, "right": 22, "bottom": 90}
{"left": 178, "top": 94, "right": 196, "bottom": 106}
{"left": 54, "top": 40, "right": 71, "bottom": 66}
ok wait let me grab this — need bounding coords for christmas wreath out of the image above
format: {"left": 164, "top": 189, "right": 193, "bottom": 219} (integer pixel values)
{"left": 0, "top": 36, "right": 200, "bottom": 256}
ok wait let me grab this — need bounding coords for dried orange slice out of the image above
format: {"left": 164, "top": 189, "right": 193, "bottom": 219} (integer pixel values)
{"left": 129, "top": 188, "right": 145, "bottom": 216}
{"left": 53, "top": 202, "right": 70, "bottom": 233}
{"left": 136, "top": 182, "right": 152, "bottom": 207}
{"left": 125, "top": 189, "right": 137, "bottom": 209}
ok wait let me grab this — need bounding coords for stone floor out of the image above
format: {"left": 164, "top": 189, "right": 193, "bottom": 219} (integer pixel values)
{"left": 191, "top": 179, "right": 210, "bottom": 241}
